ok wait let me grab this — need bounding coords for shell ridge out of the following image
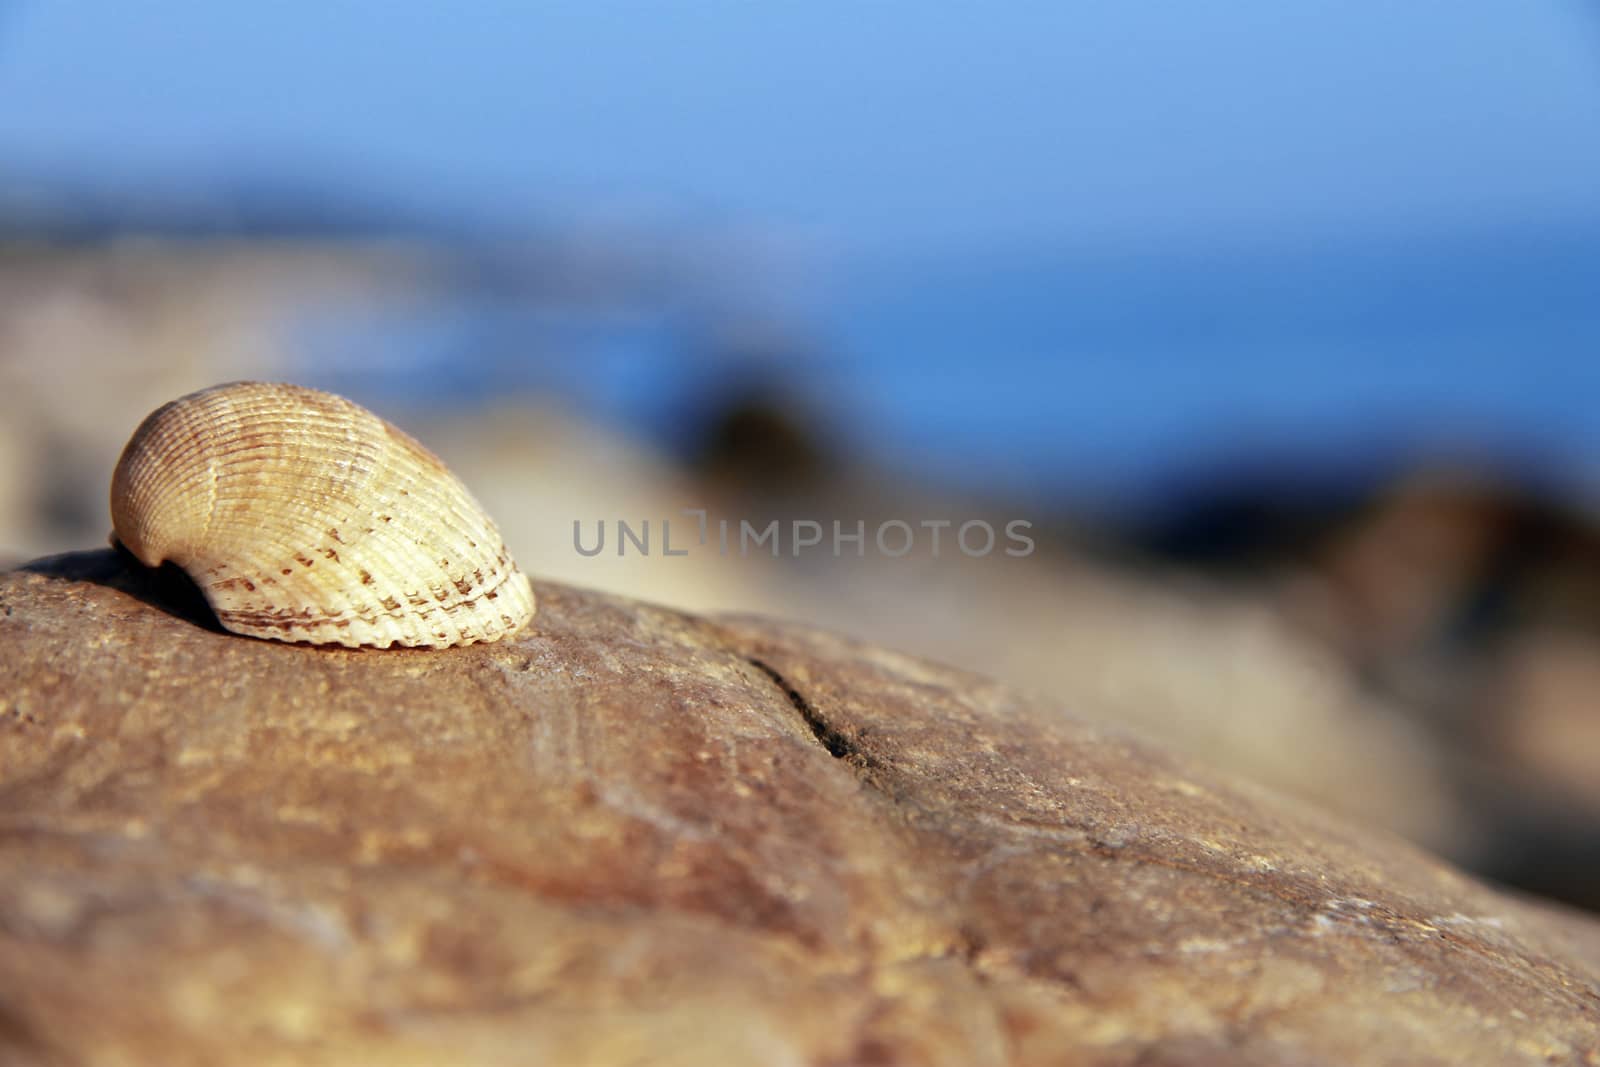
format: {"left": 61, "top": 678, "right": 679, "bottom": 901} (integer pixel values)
{"left": 196, "top": 429, "right": 220, "bottom": 554}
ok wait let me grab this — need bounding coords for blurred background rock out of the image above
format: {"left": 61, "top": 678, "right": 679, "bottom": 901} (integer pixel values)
{"left": 1, "top": 3, "right": 1598, "bottom": 910}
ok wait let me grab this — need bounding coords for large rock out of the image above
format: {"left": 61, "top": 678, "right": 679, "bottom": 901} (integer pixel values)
{"left": 1, "top": 551, "right": 1597, "bottom": 1066}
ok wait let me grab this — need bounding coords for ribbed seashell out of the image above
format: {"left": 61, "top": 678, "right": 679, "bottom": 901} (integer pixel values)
{"left": 110, "top": 381, "right": 536, "bottom": 648}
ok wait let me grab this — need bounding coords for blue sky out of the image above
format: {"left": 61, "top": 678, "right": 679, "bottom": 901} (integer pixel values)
{"left": 2, "top": 2, "right": 1598, "bottom": 252}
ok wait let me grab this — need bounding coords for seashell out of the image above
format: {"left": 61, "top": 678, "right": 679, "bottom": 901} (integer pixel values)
{"left": 110, "top": 381, "right": 536, "bottom": 649}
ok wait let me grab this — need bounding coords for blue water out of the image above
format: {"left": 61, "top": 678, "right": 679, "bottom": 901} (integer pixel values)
{"left": 822, "top": 228, "right": 1600, "bottom": 500}
{"left": 290, "top": 225, "right": 1600, "bottom": 510}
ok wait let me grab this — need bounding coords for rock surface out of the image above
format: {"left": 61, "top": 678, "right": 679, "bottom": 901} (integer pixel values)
{"left": 2, "top": 550, "right": 1598, "bottom": 1066}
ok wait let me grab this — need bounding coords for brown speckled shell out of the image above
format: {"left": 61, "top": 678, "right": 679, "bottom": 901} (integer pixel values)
{"left": 110, "top": 381, "right": 536, "bottom": 648}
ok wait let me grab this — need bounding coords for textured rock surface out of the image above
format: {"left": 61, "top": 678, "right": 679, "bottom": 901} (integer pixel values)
{"left": 2, "top": 551, "right": 1598, "bottom": 1066}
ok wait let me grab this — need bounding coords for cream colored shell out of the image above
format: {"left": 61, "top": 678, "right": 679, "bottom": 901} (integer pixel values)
{"left": 110, "top": 381, "right": 536, "bottom": 648}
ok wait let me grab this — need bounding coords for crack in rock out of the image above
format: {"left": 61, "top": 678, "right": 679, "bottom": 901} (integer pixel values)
{"left": 746, "top": 657, "right": 878, "bottom": 771}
